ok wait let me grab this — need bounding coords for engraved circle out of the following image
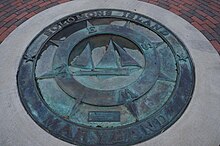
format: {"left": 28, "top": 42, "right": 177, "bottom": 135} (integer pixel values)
{"left": 69, "top": 34, "right": 145, "bottom": 91}
{"left": 17, "top": 9, "right": 195, "bottom": 146}
{"left": 52, "top": 24, "right": 159, "bottom": 106}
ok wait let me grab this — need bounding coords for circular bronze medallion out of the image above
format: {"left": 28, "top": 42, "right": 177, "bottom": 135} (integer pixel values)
{"left": 17, "top": 9, "right": 195, "bottom": 146}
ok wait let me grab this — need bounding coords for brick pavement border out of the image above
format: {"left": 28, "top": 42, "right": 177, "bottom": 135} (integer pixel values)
{"left": 0, "top": 0, "right": 219, "bottom": 54}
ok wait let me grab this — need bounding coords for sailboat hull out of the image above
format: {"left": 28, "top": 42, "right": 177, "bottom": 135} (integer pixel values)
{"left": 73, "top": 68, "right": 131, "bottom": 76}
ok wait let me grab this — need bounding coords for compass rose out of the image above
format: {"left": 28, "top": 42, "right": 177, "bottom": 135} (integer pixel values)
{"left": 17, "top": 9, "right": 195, "bottom": 146}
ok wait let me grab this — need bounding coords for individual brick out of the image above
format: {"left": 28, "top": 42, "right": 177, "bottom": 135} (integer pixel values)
{"left": 192, "top": 22, "right": 205, "bottom": 31}
{"left": 16, "top": 12, "right": 28, "bottom": 19}
{"left": 3, "top": 14, "right": 17, "bottom": 23}
{"left": 210, "top": 40, "right": 220, "bottom": 53}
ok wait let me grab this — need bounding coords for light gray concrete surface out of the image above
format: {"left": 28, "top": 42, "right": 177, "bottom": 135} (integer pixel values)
{"left": 0, "top": 0, "right": 220, "bottom": 146}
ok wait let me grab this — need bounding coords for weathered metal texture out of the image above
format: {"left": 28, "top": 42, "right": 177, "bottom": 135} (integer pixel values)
{"left": 17, "top": 9, "right": 195, "bottom": 146}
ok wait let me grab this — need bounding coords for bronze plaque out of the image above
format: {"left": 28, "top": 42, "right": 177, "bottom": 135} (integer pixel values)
{"left": 17, "top": 9, "right": 195, "bottom": 146}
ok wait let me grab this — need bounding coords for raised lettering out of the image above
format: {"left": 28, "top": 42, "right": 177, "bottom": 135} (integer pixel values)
{"left": 141, "top": 42, "right": 152, "bottom": 51}
{"left": 97, "top": 130, "right": 112, "bottom": 144}
{"left": 59, "top": 124, "right": 73, "bottom": 139}
{"left": 143, "top": 19, "right": 151, "bottom": 27}
{"left": 128, "top": 128, "right": 145, "bottom": 141}
{"left": 96, "top": 11, "right": 104, "bottom": 17}
{"left": 111, "top": 130, "right": 126, "bottom": 144}
{"left": 85, "top": 131, "right": 100, "bottom": 144}
{"left": 140, "top": 125, "right": 150, "bottom": 135}
{"left": 160, "top": 29, "right": 170, "bottom": 36}
{"left": 87, "top": 12, "right": 96, "bottom": 17}
{"left": 141, "top": 115, "right": 167, "bottom": 133}
{"left": 73, "top": 128, "right": 87, "bottom": 143}
{"left": 156, "top": 115, "right": 167, "bottom": 125}
{"left": 105, "top": 10, "right": 113, "bottom": 16}
{"left": 44, "top": 29, "right": 54, "bottom": 36}
{"left": 50, "top": 24, "right": 61, "bottom": 31}
{"left": 58, "top": 20, "right": 69, "bottom": 27}
{"left": 151, "top": 24, "right": 162, "bottom": 31}
{"left": 76, "top": 13, "right": 87, "bottom": 20}
{"left": 87, "top": 26, "right": 97, "bottom": 34}
{"left": 127, "top": 13, "right": 135, "bottom": 19}
{"left": 122, "top": 11, "right": 128, "bottom": 17}
{"left": 135, "top": 15, "right": 143, "bottom": 23}
{"left": 67, "top": 16, "right": 76, "bottom": 23}
{"left": 43, "top": 115, "right": 61, "bottom": 131}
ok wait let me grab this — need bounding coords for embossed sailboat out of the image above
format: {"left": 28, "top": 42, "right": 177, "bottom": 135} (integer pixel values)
{"left": 70, "top": 40, "right": 141, "bottom": 76}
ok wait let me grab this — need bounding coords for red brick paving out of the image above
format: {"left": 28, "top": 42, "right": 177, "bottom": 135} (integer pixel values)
{"left": 0, "top": 0, "right": 220, "bottom": 54}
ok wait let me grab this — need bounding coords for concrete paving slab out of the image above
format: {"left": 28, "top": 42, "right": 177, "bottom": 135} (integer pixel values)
{"left": 0, "top": 0, "right": 219, "bottom": 146}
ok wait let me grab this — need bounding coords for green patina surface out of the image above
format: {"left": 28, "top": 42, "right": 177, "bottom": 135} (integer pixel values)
{"left": 17, "top": 9, "right": 195, "bottom": 146}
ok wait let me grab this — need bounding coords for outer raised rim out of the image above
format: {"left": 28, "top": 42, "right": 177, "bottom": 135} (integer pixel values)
{"left": 17, "top": 9, "right": 195, "bottom": 146}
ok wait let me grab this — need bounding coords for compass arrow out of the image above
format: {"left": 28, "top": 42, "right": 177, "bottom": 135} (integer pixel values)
{"left": 49, "top": 40, "right": 63, "bottom": 47}
{"left": 37, "top": 64, "right": 72, "bottom": 80}
{"left": 121, "top": 89, "right": 139, "bottom": 121}
{"left": 68, "top": 96, "right": 84, "bottom": 117}
{"left": 125, "top": 102, "right": 139, "bottom": 121}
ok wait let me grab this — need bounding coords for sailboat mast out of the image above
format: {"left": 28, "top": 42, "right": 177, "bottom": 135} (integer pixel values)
{"left": 71, "top": 42, "right": 94, "bottom": 70}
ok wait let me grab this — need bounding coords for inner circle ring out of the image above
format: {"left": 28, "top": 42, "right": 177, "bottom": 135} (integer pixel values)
{"left": 53, "top": 25, "right": 159, "bottom": 106}
{"left": 17, "top": 9, "right": 195, "bottom": 146}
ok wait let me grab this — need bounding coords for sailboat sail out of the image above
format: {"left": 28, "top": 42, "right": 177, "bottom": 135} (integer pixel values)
{"left": 71, "top": 43, "right": 94, "bottom": 69}
{"left": 113, "top": 42, "right": 141, "bottom": 67}
{"left": 96, "top": 40, "right": 119, "bottom": 69}
{"left": 70, "top": 40, "right": 142, "bottom": 76}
